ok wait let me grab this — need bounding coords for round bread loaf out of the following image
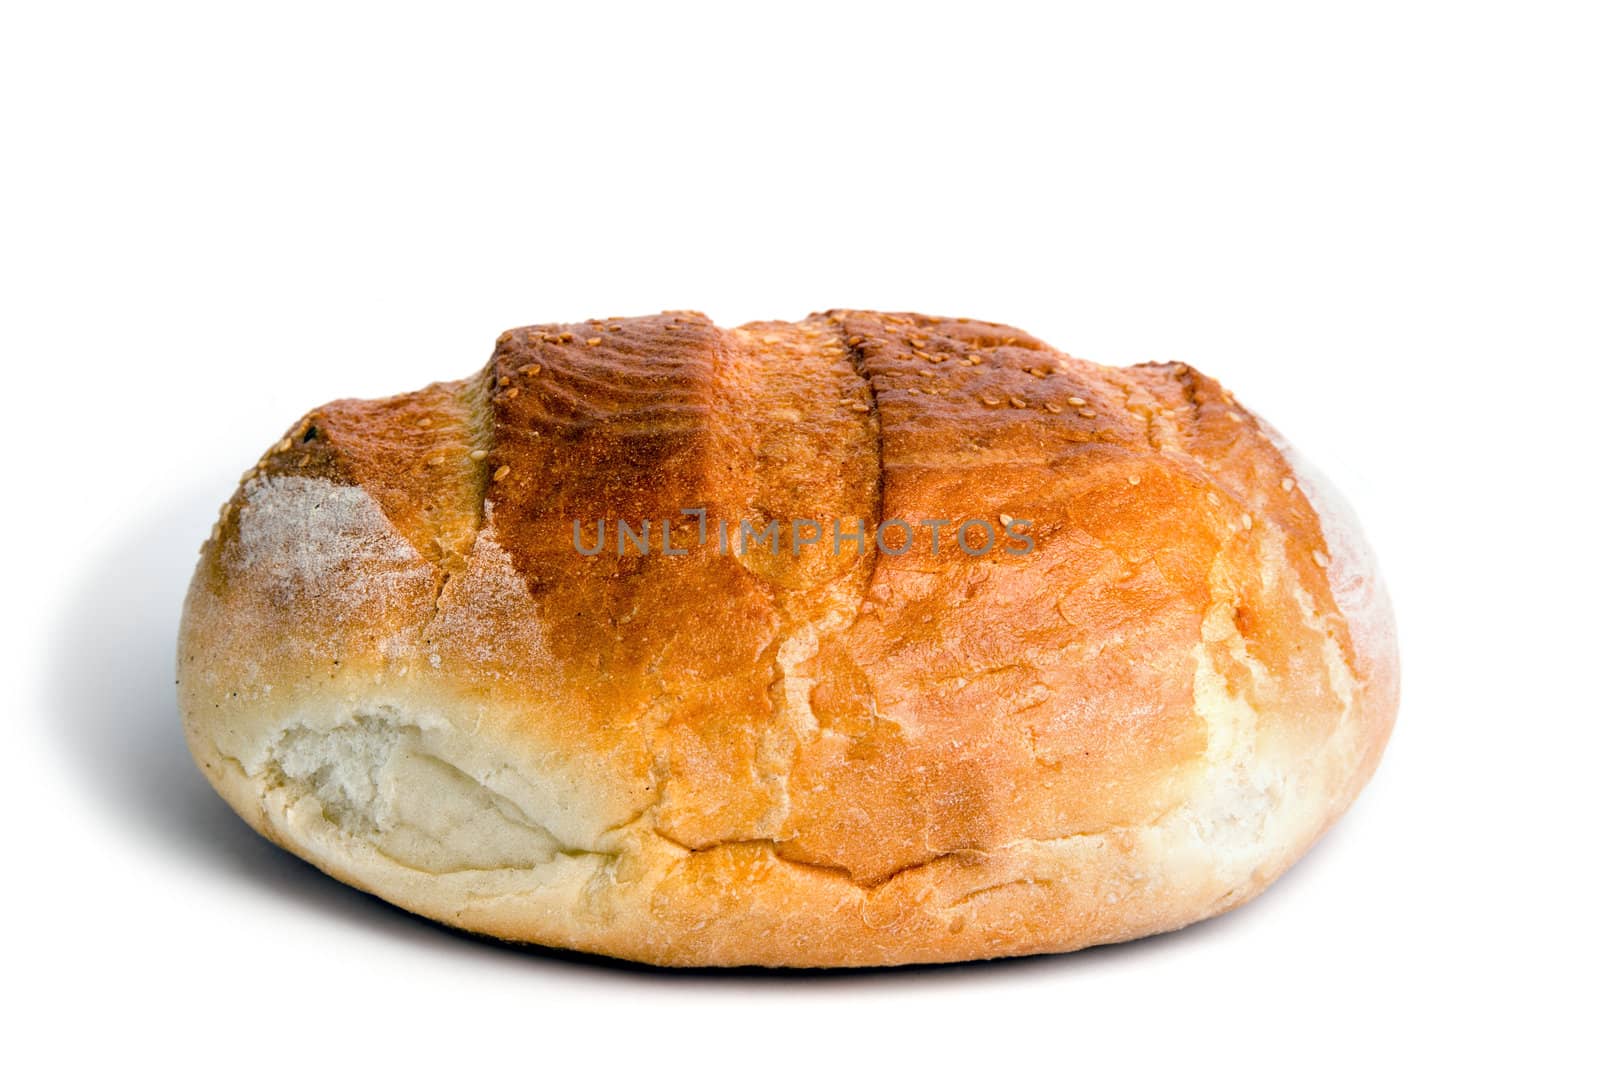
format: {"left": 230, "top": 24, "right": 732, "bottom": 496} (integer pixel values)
{"left": 178, "top": 310, "right": 1398, "bottom": 967}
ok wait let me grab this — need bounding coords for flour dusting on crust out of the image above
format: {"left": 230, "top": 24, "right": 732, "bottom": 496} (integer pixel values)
{"left": 229, "top": 475, "right": 431, "bottom": 608}
{"left": 1261, "top": 423, "right": 1397, "bottom": 681}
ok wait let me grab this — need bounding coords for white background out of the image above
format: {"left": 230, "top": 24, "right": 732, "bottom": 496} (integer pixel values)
{"left": 5, "top": 1, "right": 1596, "bottom": 1060}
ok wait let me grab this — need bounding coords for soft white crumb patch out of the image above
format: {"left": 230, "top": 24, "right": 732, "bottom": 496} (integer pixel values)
{"left": 269, "top": 714, "right": 567, "bottom": 874}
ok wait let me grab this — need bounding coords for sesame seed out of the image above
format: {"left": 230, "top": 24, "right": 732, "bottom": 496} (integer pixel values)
{"left": 847, "top": 335, "right": 865, "bottom": 346}
{"left": 910, "top": 338, "right": 926, "bottom": 349}
{"left": 1066, "top": 396, "right": 1087, "bottom": 407}
{"left": 967, "top": 354, "right": 983, "bottom": 365}
{"left": 469, "top": 449, "right": 488, "bottom": 461}
{"left": 521, "top": 363, "right": 542, "bottom": 375}
{"left": 851, "top": 402, "right": 870, "bottom": 413}
{"left": 275, "top": 437, "right": 292, "bottom": 453}
{"left": 586, "top": 336, "right": 603, "bottom": 346}
{"left": 1313, "top": 549, "right": 1330, "bottom": 567}
{"left": 1010, "top": 396, "right": 1027, "bottom": 408}
{"left": 908, "top": 387, "right": 922, "bottom": 394}
{"left": 1128, "top": 475, "right": 1141, "bottom": 486}
{"left": 999, "top": 513, "right": 1014, "bottom": 526}
{"left": 918, "top": 369, "right": 935, "bottom": 377}
{"left": 1281, "top": 477, "right": 1295, "bottom": 492}
{"left": 1044, "top": 402, "right": 1062, "bottom": 413}
{"left": 296, "top": 454, "right": 311, "bottom": 467}
{"left": 498, "top": 375, "right": 511, "bottom": 387}
{"left": 981, "top": 395, "right": 1002, "bottom": 407}
{"left": 505, "top": 387, "right": 520, "bottom": 399}
{"left": 1241, "top": 514, "right": 1253, "bottom": 530}
{"left": 426, "top": 455, "right": 445, "bottom": 466}
{"left": 558, "top": 332, "right": 573, "bottom": 342}
{"left": 493, "top": 464, "right": 511, "bottom": 482}
{"left": 1028, "top": 367, "right": 1049, "bottom": 378}
{"left": 1078, "top": 409, "right": 1096, "bottom": 418}
{"left": 1227, "top": 411, "right": 1243, "bottom": 423}
{"left": 1207, "top": 492, "right": 1221, "bottom": 506}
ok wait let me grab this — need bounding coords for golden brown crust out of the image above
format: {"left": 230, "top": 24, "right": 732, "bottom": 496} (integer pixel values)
{"left": 178, "top": 310, "right": 1397, "bottom": 967}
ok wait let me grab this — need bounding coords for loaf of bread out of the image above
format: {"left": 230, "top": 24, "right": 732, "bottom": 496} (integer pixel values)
{"left": 178, "top": 310, "right": 1397, "bottom": 967}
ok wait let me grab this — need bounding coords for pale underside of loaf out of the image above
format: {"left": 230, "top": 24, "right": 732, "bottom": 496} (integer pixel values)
{"left": 179, "top": 310, "right": 1397, "bottom": 966}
